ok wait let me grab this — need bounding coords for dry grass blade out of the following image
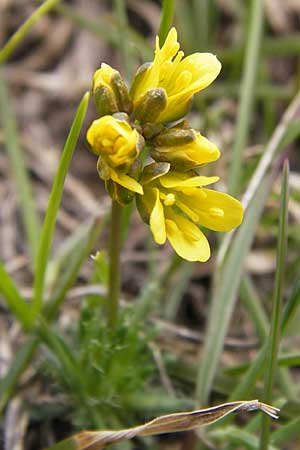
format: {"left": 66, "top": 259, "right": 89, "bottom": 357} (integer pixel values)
{"left": 45, "top": 400, "right": 279, "bottom": 450}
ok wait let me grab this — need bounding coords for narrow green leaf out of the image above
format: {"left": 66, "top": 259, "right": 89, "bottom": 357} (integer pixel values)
{"left": 260, "top": 161, "right": 289, "bottom": 450}
{"left": 210, "top": 426, "right": 279, "bottom": 450}
{"left": 159, "top": 0, "right": 175, "bottom": 46}
{"left": 271, "top": 416, "right": 300, "bottom": 446}
{"left": 45, "top": 217, "right": 103, "bottom": 320}
{"left": 240, "top": 275, "right": 269, "bottom": 342}
{"left": 113, "top": 0, "right": 132, "bottom": 79}
{"left": 196, "top": 177, "right": 269, "bottom": 406}
{"left": 32, "top": 92, "right": 90, "bottom": 316}
{"left": 56, "top": 4, "right": 152, "bottom": 60}
{"left": 0, "top": 69, "right": 40, "bottom": 264}
{"left": 0, "top": 339, "right": 37, "bottom": 413}
{"left": 228, "top": 0, "right": 264, "bottom": 195}
{"left": 0, "top": 0, "right": 61, "bottom": 64}
{"left": 0, "top": 215, "right": 99, "bottom": 412}
{"left": 0, "top": 260, "right": 32, "bottom": 329}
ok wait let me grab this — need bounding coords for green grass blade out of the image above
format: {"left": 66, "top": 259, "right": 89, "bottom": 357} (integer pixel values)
{"left": 56, "top": 4, "right": 152, "bottom": 60}
{"left": 0, "top": 260, "right": 32, "bottom": 329}
{"left": 113, "top": 0, "right": 133, "bottom": 79}
{"left": 259, "top": 161, "right": 289, "bottom": 450}
{"left": 0, "top": 339, "right": 37, "bottom": 413}
{"left": 45, "top": 217, "right": 103, "bottom": 320}
{"left": 210, "top": 426, "right": 279, "bottom": 450}
{"left": 271, "top": 416, "right": 300, "bottom": 446}
{"left": 228, "top": 0, "right": 264, "bottom": 196}
{"left": 240, "top": 275, "right": 269, "bottom": 342}
{"left": 0, "top": 0, "right": 61, "bottom": 64}
{"left": 32, "top": 92, "right": 90, "bottom": 317}
{"left": 0, "top": 216, "right": 99, "bottom": 412}
{"left": 159, "top": 0, "right": 175, "bottom": 46}
{"left": 196, "top": 177, "right": 269, "bottom": 406}
{"left": 0, "top": 69, "right": 40, "bottom": 264}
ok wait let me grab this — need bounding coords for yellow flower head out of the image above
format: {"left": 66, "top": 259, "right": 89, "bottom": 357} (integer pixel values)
{"left": 87, "top": 115, "right": 143, "bottom": 194}
{"left": 130, "top": 28, "right": 221, "bottom": 123}
{"left": 151, "top": 126, "right": 220, "bottom": 170}
{"left": 137, "top": 166, "right": 244, "bottom": 262}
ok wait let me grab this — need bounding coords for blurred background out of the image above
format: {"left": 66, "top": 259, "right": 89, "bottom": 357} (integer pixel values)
{"left": 0, "top": 1, "right": 300, "bottom": 449}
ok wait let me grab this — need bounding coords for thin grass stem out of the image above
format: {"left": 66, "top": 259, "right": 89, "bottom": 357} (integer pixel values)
{"left": 107, "top": 201, "right": 123, "bottom": 329}
{"left": 0, "top": 0, "right": 61, "bottom": 64}
{"left": 259, "top": 161, "right": 289, "bottom": 450}
{"left": 228, "top": 0, "right": 264, "bottom": 196}
{"left": 159, "top": 0, "right": 175, "bottom": 46}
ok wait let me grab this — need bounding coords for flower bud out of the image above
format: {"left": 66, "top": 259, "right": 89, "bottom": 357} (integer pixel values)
{"left": 87, "top": 115, "right": 144, "bottom": 196}
{"left": 133, "top": 88, "right": 167, "bottom": 123}
{"left": 150, "top": 129, "right": 220, "bottom": 171}
{"left": 93, "top": 63, "right": 132, "bottom": 117}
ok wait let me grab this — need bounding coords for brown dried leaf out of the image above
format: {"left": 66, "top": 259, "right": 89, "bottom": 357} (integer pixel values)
{"left": 45, "top": 400, "right": 279, "bottom": 450}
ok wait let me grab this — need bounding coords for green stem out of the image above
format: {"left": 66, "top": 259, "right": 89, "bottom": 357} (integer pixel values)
{"left": 0, "top": 0, "right": 61, "bottom": 64}
{"left": 113, "top": 0, "right": 132, "bottom": 80}
{"left": 228, "top": 0, "right": 264, "bottom": 196}
{"left": 259, "top": 161, "right": 289, "bottom": 450}
{"left": 108, "top": 201, "right": 123, "bottom": 328}
{"left": 159, "top": 0, "right": 175, "bottom": 46}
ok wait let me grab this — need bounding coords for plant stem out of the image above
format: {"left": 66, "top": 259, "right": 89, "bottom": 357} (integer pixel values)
{"left": 228, "top": 0, "right": 264, "bottom": 196}
{"left": 0, "top": 0, "right": 61, "bottom": 64}
{"left": 108, "top": 201, "right": 123, "bottom": 329}
{"left": 113, "top": 0, "right": 132, "bottom": 80}
{"left": 159, "top": 0, "right": 175, "bottom": 46}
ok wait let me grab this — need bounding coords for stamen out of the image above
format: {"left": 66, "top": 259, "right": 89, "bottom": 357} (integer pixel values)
{"left": 164, "top": 193, "right": 176, "bottom": 206}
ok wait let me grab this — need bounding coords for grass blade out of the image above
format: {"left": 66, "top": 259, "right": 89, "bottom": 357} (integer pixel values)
{"left": 0, "top": 339, "right": 37, "bottom": 413}
{"left": 45, "top": 217, "right": 103, "bottom": 320}
{"left": 32, "top": 92, "right": 90, "bottom": 316}
{"left": 113, "top": 0, "right": 132, "bottom": 79}
{"left": 0, "top": 69, "right": 40, "bottom": 264}
{"left": 228, "top": 0, "right": 264, "bottom": 195}
{"left": 0, "top": 0, "right": 61, "bottom": 64}
{"left": 259, "top": 161, "right": 289, "bottom": 450}
{"left": 159, "top": 0, "right": 175, "bottom": 46}
{"left": 0, "top": 216, "right": 99, "bottom": 412}
{"left": 196, "top": 177, "right": 269, "bottom": 406}
{"left": 271, "top": 416, "right": 300, "bottom": 446}
{"left": 0, "top": 260, "right": 32, "bottom": 329}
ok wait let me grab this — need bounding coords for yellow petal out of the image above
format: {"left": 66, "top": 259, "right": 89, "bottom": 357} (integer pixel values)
{"left": 165, "top": 213, "right": 210, "bottom": 262}
{"left": 150, "top": 188, "right": 166, "bottom": 244}
{"left": 110, "top": 169, "right": 143, "bottom": 195}
{"left": 160, "top": 173, "right": 219, "bottom": 189}
{"left": 183, "top": 188, "right": 244, "bottom": 231}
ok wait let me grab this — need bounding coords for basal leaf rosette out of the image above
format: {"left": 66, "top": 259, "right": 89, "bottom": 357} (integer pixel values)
{"left": 136, "top": 165, "right": 244, "bottom": 262}
{"left": 87, "top": 114, "right": 144, "bottom": 202}
{"left": 130, "top": 28, "right": 221, "bottom": 124}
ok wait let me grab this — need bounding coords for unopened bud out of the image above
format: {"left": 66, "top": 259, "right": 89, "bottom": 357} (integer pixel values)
{"left": 105, "top": 179, "right": 135, "bottom": 206}
{"left": 133, "top": 88, "right": 167, "bottom": 123}
{"left": 153, "top": 127, "right": 196, "bottom": 146}
{"left": 93, "top": 63, "right": 132, "bottom": 117}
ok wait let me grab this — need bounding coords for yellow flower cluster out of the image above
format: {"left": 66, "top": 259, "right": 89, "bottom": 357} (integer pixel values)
{"left": 86, "top": 28, "right": 243, "bottom": 262}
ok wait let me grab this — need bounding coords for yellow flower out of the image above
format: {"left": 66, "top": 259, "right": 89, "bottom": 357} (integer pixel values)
{"left": 86, "top": 115, "right": 143, "bottom": 194}
{"left": 130, "top": 28, "right": 221, "bottom": 124}
{"left": 151, "top": 126, "right": 220, "bottom": 170}
{"left": 136, "top": 167, "right": 243, "bottom": 262}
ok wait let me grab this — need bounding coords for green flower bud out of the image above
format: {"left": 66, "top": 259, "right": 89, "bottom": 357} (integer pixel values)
{"left": 93, "top": 63, "right": 132, "bottom": 117}
{"left": 153, "top": 127, "right": 196, "bottom": 146}
{"left": 105, "top": 179, "right": 135, "bottom": 206}
{"left": 133, "top": 88, "right": 167, "bottom": 123}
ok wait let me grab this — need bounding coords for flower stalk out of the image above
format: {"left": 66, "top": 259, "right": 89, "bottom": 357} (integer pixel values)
{"left": 108, "top": 200, "right": 123, "bottom": 328}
